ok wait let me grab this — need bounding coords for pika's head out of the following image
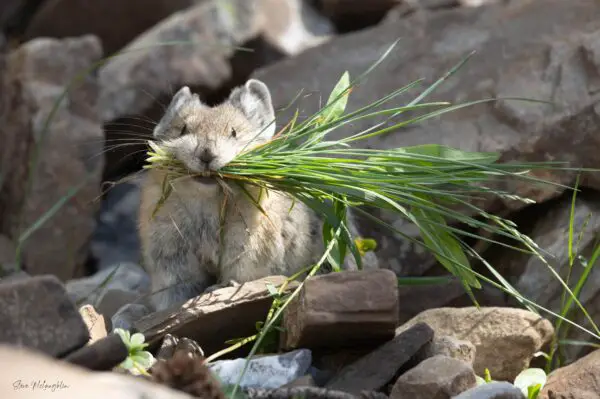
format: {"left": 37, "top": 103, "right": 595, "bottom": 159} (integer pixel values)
{"left": 152, "top": 79, "right": 276, "bottom": 177}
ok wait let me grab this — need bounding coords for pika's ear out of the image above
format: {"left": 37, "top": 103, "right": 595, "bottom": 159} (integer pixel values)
{"left": 228, "top": 79, "right": 276, "bottom": 138}
{"left": 153, "top": 86, "right": 202, "bottom": 139}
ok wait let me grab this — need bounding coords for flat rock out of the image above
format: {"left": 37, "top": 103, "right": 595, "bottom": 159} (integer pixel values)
{"left": 0, "top": 35, "right": 104, "bottom": 281}
{"left": 281, "top": 269, "right": 399, "bottom": 350}
{"left": 390, "top": 355, "right": 477, "bottom": 399}
{"left": 79, "top": 305, "right": 107, "bottom": 345}
{"left": 453, "top": 382, "right": 526, "bottom": 399}
{"left": 0, "top": 344, "right": 196, "bottom": 398}
{"left": 396, "top": 307, "right": 554, "bottom": 381}
{"left": 135, "top": 275, "right": 299, "bottom": 354}
{"left": 210, "top": 349, "right": 312, "bottom": 389}
{"left": 0, "top": 275, "right": 89, "bottom": 357}
{"left": 325, "top": 322, "right": 434, "bottom": 394}
{"left": 421, "top": 335, "right": 476, "bottom": 366}
{"left": 539, "top": 349, "right": 600, "bottom": 399}
{"left": 66, "top": 263, "right": 151, "bottom": 306}
{"left": 99, "top": 0, "right": 262, "bottom": 122}
{"left": 23, "top": 0, "right": 195, "bottom": 55}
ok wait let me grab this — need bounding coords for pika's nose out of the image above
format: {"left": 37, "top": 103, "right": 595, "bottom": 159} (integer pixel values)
{"left": 199, "top": 148, "right": 215, "bottom": 165}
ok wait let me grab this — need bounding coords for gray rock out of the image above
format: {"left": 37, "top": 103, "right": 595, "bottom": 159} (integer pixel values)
{"left": 391, "top": 355, "right": 476, "bottom": 399}
{"left": 453, "top": 382, "right": 525, "bottom": 399}
{"left": 326, "top": 322, "right": 434, "bottom": 394}
{"left": 99, "top": 0, "right": 263, "bottom": 122}
{"left": 209, "top": 349, "right": 312, "bottom": 389}
{"left": 111, "top": 303, "right": 152, "bottom": 331}
{"left": 66, "top": 262, "right": 150, "bottom": 306}
{"left": 95, "top": 288, "right": 140, "bottom": 327}
{"left": 23, "top": 0, "right": 196, "bottom": 55}
{"left": 252, "top": 0, "right": 600, "bottom": 273}
{"left": 0, "top": 35, "right": 104, "bottom": 281}
{"left": 0, "top": 275, "right": 89, "bottom": 356}
{"left": 90, "top": 179, "right": 142, "bottom": 270}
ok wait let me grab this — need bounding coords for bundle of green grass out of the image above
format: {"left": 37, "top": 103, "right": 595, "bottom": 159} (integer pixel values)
{"left": 144, "top": 49, "right": 563, "bottom": 297}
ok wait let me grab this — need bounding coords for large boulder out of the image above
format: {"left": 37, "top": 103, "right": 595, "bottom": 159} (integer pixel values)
{"left": 0, "top": 35, "right": 104, "bottom": 280}
{"left": 251, "top": 0, "right": 600, "bottom": 274}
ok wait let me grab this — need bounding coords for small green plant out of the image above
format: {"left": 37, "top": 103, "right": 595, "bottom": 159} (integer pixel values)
{"left": 476, "top": 367, "right": 546, "bottom": 399}
{"left": 114, "top": 328, "right": 156, "bottom": 376}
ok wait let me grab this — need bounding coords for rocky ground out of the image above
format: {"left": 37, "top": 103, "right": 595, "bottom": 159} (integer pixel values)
{"left": 1, "top": 0, "right": 600, "bottom": 398}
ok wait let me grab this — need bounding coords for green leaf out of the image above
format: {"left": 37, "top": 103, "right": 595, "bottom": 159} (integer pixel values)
{"left": 318, "top": 71, "right": 351, "bottom": 127}
{"left": 527, "top": 384, "right": 542, "bottom": 399}
{"left": 129, "top": 332, "right": 146, "bottom": 348}
{"left": 514, "top": 368, "right": 546, "bottom": 398}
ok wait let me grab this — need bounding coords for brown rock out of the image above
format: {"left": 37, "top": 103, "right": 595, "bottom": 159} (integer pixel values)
{"left": 135, "top": 275, "right": 298, "bottom": 355}
{"left": 540, "top": 349, "right": 600, "bottom": 399}
{"left": 23, "top": 0, "right": 195, "bottom": 55}
{"left": 396, "top": 307, "right": 554, "bottom": 381}
{"left": 281, "top": 269, "right": 399, "bottom": 350}
{"left": 156, "top": 334, "right": 204, "bottom": 361}
{"left": 0, "top": 275, "right": 89, "bottom": 357}
{"left": 79, "top": 305, "right": 107, "bottom": 345}
{"left": 0, "top": 344, "right": 195, "bottom": 399}
{"left": 0, "top": 35, "right": 104, "bottom": 281}
{"left": 390, "top": 355, "right": 477, "bottom": 399}
{"left": 325, "top": 322, "right": 434, "bottom": 394}
{"left": 99, "top": 0, "right": 263, "bottom": 123}
{"left": 421, "top": 335, "right": 476, "bottom": 366}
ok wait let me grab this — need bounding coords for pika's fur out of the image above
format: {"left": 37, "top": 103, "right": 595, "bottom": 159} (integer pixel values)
{"left": 139, "top": 79, "right": 378, "bottom": 311}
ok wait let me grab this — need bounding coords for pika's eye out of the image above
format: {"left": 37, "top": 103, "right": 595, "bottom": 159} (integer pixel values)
{"left": 180, "top": 124, "right": 188, "bottom": 136}
{"left": 231, "top": 127, "right": 237, "bottom": 138}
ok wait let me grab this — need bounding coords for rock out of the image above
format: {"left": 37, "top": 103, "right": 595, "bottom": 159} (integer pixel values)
{"left": 281, "top": 375, "right": 317, "bottom": 388}
{"left": 317, "top": 0, "right": 399, "bottom": 31}
{"left": 259, "top": 0, "right": 334, "bottom": 56}
{"left": 111, "top": 303, "right": 152, "bottom": 331}
{"left": 156, "top": 334, "right": 204, "bottom": 361}
{"left": 0, "top": 35, "right": 104, "bottom": 281}
{"left": 421, "top": 335, "right": 476, "bottom": 366}
{"left": 0, "top": 234, "right": 17, "bottom": 275}
{"left": 281, "top": 269, "right": 399, "bottom": 350}
{"left": 209, "top": 349, "right": 312, "bottom": 389}
{"left": 0, "top": 275, "right": 89, "bottom": 357}
{"left": 325, "top": 322, "right": 434, "bottom": 394}
{"left": 23, "top": 0, "right": 195, "bottom": 56}
{"left": 244, "top": 386, "right": 388, "bottom": 399}
{"left": 453, "top": 382, "right": 526, "bottom": 399}
{"left": 396, "top": 307, "right": 554, "bottom": 381}
{"left": 390, "top": 355, "right": 476, "bottom": 399}
{"left": 0, "top": 344, "right": 196, "bottom": 398}
{"left": 66, "top": 263, "right": 150, "bottom": 306}
{"left": 90, "top": 179, "right": 142, "bottom": 270}
{"left": 397, "top": 278, "right": 507, "bottom": 325}
{"left": 99, "top": 0, "right": 263, "bottom": 123}
{"left": 495, "top": 193, "right": 600, "bottom": 363}
{"left": 252, "top": 0, "right": 600, "bottom": 264}
{"left": 79, "top": 305, "right": 107, "bottom": 345}
{"left": 134, "top": 275, "right": 299, "bottom": 355}
{"left": 96, "top": 288, "right": 140, "bottom": 327}
{"left": 539, "top": 349, "right": 600, "bottom": 399}
{"left": 0, "top": 0, "right": 33, "bottom": 32}
{"left": 64, "top": 333, "right": 129, "bottom": 372}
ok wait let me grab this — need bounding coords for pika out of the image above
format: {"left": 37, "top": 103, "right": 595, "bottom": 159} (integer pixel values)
{"left": 139, "top": 79, "right": 378, "bottom": 311}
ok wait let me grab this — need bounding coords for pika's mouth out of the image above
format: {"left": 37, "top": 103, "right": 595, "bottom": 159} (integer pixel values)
{"left": 192, "top": 171, "right": 218, "bottom": 185}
